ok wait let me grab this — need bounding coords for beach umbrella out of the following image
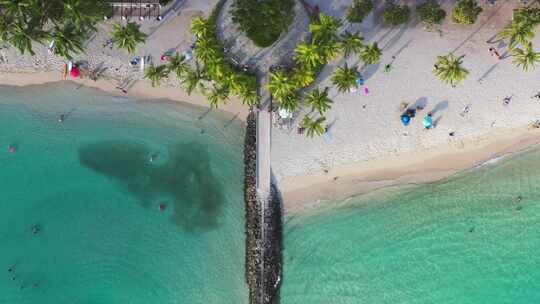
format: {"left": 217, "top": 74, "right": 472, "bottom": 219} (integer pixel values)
{"left": 278, "top": 108, "right": 292, "bottom": 119}
{"left": 70, "top": 66, "right": 80, "bottom": 78}
{"left": 401, "top": 114, "right": 410, "bottom": 126}
{"left": 423, "top": 115, "right": 433, "bottom": 128}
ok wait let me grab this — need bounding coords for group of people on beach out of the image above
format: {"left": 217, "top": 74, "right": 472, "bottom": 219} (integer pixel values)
{"left": 400, "top": 105, "right": 434, "bottom": 129}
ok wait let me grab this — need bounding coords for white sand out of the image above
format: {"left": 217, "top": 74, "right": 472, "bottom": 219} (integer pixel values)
{"left": 272, "top": 0, "right": 540, "bottom": 211}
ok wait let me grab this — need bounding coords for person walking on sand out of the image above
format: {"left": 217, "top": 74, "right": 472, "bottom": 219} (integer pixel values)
{"left": 489, "top": 47, "right": 501, "bottom": 60}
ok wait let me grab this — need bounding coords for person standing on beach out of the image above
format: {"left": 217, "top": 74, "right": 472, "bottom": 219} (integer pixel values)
{"left": 489, "top": 47, "right": 501, "bottom": 60}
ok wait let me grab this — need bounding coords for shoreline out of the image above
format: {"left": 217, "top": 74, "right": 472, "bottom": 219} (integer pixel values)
{"left": 0, "top": 71, "right": 250, "bottom": 121}
{"left": 279, "top": 127, "right": 540, "bottom": 214}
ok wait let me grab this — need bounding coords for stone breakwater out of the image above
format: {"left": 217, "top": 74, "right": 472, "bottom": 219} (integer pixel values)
{"left": 262, "top": 185, "right": 283, "bottom": 304}
{"left": 244, "top": 111, "right": 263, "bottom": 304}
{"left": 244, "top": 110, "right": 283, "bottom": 304}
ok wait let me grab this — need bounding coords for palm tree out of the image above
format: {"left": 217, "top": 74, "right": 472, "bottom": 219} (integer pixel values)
{"left": 191, "top": 16, "right": 211, "bottom": 38}
{"left": 111, "top": 21, "right": 147, "bottom": 54}
{"left": 497, "top": 21, "right": 534, "bottom": 49}
{"left": 309, "top": 13, "right": 342, "bottom": 44}
{"left": 278, "top": 92, "right": 300, "bottom": 113}
{"left": 205, "top": 84, "right": 230, "bottom": 108}
{"left": 512, "top": 42, "right": 540, "bottom": 71}
{"left": 301, "top": 115, "right": 326, "bottom": 138}
{"left": 182, "top": 68, "right": 203, "bottom": 95}
{"left": 340, "top": 31, "right": 364, "bottom": 58}
{"left": 268, "top": 70, "right": 296, "bottom": 100}
{"left": 193, "top": 35, "right": 219, "bottom": 64}
{"left": 331, "top": 64, "right": 358, "bottom": 93}
{"left": 144, "top": 64, "right": 169, "bottom": 87}
{"left": 166, "top": 53, "right": 189, "bottom": 79}
{"left": 7, "top": 23, "right": 37, "bottom": 55}
{"left": 360, "top": 43, "right": 382, "bottom": 65}
{"left": 320, "top": 40, "right": 342, "bottom": 62}
{"left": 433, "top": 53, "right": 469, "bottom": 86}
{"left": 292, "top": 66, "right": 315, "bottom": 88}
{"left": 238, "top": 86, "right": 259, "bottom": 106}
{"left": 50, "top": 24, "right": 85, "bottom": 59}
{"left": 294, "top": 42, "right": 322, "bottom": 68}
{"left": 305, "top": 87, "right": 333, "bottom": 115}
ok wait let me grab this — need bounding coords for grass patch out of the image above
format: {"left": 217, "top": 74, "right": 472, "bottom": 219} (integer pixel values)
{"left": 232, "top": 0, "right": 295, "bottom": 47}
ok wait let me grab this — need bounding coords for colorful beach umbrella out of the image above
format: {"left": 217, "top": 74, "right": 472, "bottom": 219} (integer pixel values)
{"left": 70, "top": 66, "right": 80, "bottom": 78}
{"left": 423, "top": 115, "right": 433, "bottom": 128}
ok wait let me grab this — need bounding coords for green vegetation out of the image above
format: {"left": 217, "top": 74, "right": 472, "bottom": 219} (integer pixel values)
{"left": 383, "top": 4, "right": 411, "bottom": 26}
{"left": 305, "top": 87, "right": 332, "bottom": 115}
{"left": 301, "top": 116, "right": 326, "bottom": 138}
{"left": 512, "top": 42, "right": 540, "bottom": 71}
{"left": 346, "top": 0, "right": 374, "bottom": 23}
{"left": 340, "top": 31, "right": 364, "bottom": 58}
{"left": 433, "top": 53, "right": 469, "bottom": 86}
{"left": 332, "top": 64, "right": 359, "bottom": 93}
{"left": 190, "top": 11, "right": 258, "bottom": 107}
{"left": 231, "top": 0, "right": 295, "bottom": 47}
{"left": 144, "top": 64, "right": 169, "bottom": 87}
{"left": 497, "top": 8, "right": 540, "bottom": 49}
{"left": 416, "top": 0, "right": 447, "bottom": 26}
{"left": 0, "top": 0, "right": 108, "bottom": 58}
{"left": 360, "top": 43, "right": 382, "bottom": 65}
{"left": 451, "top": 0, "right": 482, "bottom": 25}
{"left": 111, "top": 21, "right": 147, "bottom": 54}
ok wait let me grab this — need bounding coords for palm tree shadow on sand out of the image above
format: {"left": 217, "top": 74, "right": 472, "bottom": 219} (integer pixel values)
{"left": 78, "top": 141, "right": 226, "bottom": 232}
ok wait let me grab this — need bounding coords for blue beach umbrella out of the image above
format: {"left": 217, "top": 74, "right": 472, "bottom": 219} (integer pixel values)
{"left": 423, "top": 115, "right": 433, "bottom": 128}
{"left": 401, "top": 114, "right": 410, "bottom": 126}
{"left": 356, "top": 74, "right": 364, "bottom": 86}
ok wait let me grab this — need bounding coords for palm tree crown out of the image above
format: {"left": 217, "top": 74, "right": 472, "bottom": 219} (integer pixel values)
{"left": 433, "top": 53, "right": 469, "bottom": 86}
{"left": 294, "top": 42, "right": 323, "bottom": 68}
{"left": 167, "top": 53, "right": 189, "bottom": 79}
{"left": 144, "top": 64, "right": 169, "bottom": 87}
{"left": 111, "top": 21, "right": 147, "bottom": 54}
{"left": 268, "top": 70, "right": 296, "bottom": 100}
{"left": 498, "top": 21, "right": 535, "bottom": 49}
{"left": 301, "top": 115, "right": 326, "bottom": 138}
{"left": 309, "top": 13, "right": 342, "bottom": 44}
{"left": 331, "top": 64, "right": 359, "bottom": 93}
{"left": 305, "top": 87, "right": 333, "bottom": 115}
{"left": 360, "top": 42, "right": 382, "bottom": 65}
{"left": 512, "top": 42, "right": 540, "bottom": 71}
{"left": 340, "top": 31, "right": 364, "bottom": 58}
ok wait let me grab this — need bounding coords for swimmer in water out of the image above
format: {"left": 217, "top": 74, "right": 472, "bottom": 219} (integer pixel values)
{"left": 8, "top": 145, "right": 16, "bottom": 153}
{"left": 31, "top": 225, "right": 40, "bottom": 235}
{"left": 149, "top": 153, "right": 158, "bottom": 163}
{"left": 58, "top": 114, "right": 65, "bottom": 123}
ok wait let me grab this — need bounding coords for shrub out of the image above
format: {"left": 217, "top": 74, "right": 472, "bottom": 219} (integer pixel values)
{"left": 452, "top": 0, "right": 482, "bottom": 25}
{"left": 232, "top": 0, "right": 295, "bottom": 47}
{"left": 347, "top": 0, "right": 374, "bottom": 23}
{"left": 416, "top": 0, "right": 446, "bottom": 25}
{"left": 383, "top": 4, "right": 411, "bottom": 26}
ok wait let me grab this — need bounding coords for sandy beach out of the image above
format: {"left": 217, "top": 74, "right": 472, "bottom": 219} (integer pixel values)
{"left": 271, "top": 0, "right": 540, "bottom": 212}
{"left": 2, "top": 0, "right": 540, "bottom": 214}
{"left": 0, "top": 71, "right": 249, "bottom": 120}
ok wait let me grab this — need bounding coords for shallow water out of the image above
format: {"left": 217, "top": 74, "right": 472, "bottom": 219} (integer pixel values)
{"left": 0, "top": 83, "right": 247, "bottom": 304}
{"left": 282, "top": 148, "right": 540, "bottom": 303}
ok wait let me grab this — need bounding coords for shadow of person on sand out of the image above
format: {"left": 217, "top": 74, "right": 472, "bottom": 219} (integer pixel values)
{"left": 430, "top": 100, "right": 449, "bottom": 115}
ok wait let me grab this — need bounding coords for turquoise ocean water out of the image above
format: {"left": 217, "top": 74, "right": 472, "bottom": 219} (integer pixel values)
{"left": 0, "top": 83, "right": 247, "bottom": 304}
{"left": 282, "top": 148, "right": 540, "bottom": 303}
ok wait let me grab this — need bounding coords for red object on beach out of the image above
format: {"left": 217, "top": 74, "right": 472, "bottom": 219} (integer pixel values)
{"left": 70, "top": 66, "right": 80, "bottom": 78}
{"left": 159, "top": 203, "right": 167, "bottom": 211}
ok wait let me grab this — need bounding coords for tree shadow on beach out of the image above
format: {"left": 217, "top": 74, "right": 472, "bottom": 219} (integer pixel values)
{"left": 78, "top": 141, "right": 226, "bottom": 232}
